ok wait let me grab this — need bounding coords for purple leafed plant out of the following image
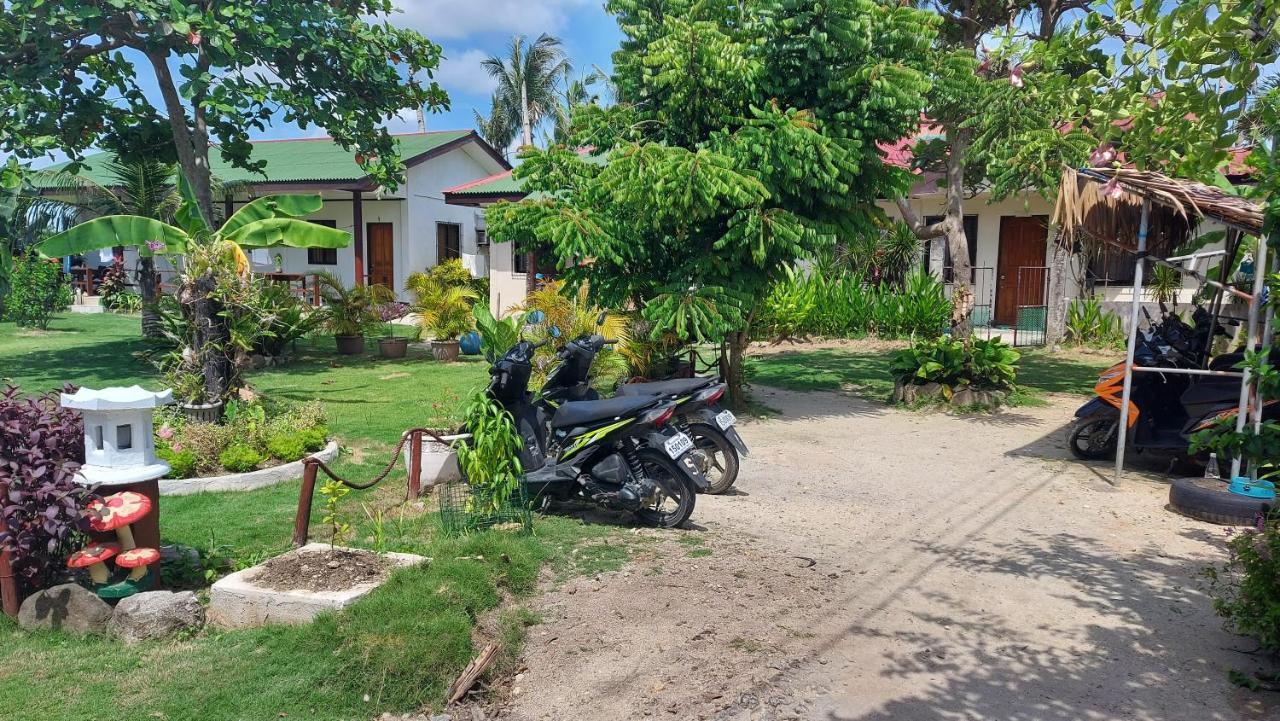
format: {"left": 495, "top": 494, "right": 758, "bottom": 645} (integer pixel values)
{"left": 0, "top": 385, "right": 98, "bottom": 592}
{"left": 378, "top": 301, "right": 410, "bottom": 323}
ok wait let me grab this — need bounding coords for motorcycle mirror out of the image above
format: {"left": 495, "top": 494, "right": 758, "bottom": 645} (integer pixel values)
{"left": 596, "top": 311, "right": 607, "bottom": 327}
{"left": 550, "top": 325, "right": 561, "bottom": 338}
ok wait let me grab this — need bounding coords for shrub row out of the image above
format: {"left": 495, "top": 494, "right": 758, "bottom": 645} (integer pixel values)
{"left": 757, "top": 264, "right": 951, "bottom": 341}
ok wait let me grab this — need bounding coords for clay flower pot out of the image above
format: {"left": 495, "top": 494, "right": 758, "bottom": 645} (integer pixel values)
{"left": 431, "top": 339, "right": 460, "bottom": 362}
{"left": 335, "top": 334, "right": 365, "bottom": 355}
{"left": 378, "top": 337, "right": 409, "bottom": 359}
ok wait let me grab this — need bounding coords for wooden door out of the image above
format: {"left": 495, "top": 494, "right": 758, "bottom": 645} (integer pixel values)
{"left": 994, "top": 216, "right": 1048, "bottom": 325}
{"left": 366, "top": 223, "right": 394, "bottom": 290}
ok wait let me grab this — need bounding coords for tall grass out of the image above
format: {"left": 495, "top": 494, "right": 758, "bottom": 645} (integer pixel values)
{"left": 758, "top": 263, "right": 951, "bottom": 340}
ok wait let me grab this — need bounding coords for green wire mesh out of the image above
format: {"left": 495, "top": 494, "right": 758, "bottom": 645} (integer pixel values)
{"left": 438, "top": 481, "right": 533, "bottom": 536}
{"left": 1015, "top": 306, "right": 1048, "bottom": 347}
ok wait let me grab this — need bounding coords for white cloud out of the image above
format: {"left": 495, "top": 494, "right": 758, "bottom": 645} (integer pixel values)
{"left": 432, "top": 48, "right": 498, "bottom": 99}
{"left": 390, "top": 0, "right": 591, "bottom": 40}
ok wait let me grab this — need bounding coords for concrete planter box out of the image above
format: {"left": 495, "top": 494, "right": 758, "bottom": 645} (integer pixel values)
{"left": 400, "top": 433, "right": 468, "bottom": 488}
{"left": 159, "top": 441, "right": 339, "bottom": 496}
{"left": 207, "top": 543, "right": 427, "bottom": 629}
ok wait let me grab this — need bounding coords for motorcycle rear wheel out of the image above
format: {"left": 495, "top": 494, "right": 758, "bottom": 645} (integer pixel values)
{"left": 633, "top": 448, "right": 697, "bottom": 528}
{"left": 687, "top": 423, "right": 739, "bottom": 494}
{"left": 1069, "top": 413, "right": 1119, "bottom": 460}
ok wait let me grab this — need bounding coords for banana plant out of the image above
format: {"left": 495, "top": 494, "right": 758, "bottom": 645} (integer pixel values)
{"left": 39, "top": 174, "right": 349, "bottom": 264}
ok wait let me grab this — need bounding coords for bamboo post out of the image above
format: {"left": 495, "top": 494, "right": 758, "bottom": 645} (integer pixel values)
{"left": 292, "top": 460, "right": 319, "bottom": 547}
{"left": 0, "top": 547, "right": 17, "bottom": 618}
{"left": 408, "top": 430, "right": 423, "bottom": 500}
{"left": 1114, "top": 199, "right": 1151, "bottom": 485}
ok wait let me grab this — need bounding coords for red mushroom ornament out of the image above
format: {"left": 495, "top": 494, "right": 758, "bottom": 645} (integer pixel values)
{"left": 115, "top": 548, "right": 160, "bottom": 582}
{"left": 67, "top": 543, "right": 121, "bottom": 585}
{"left": 87, "top": 491, "right": 152, "bottom": 551}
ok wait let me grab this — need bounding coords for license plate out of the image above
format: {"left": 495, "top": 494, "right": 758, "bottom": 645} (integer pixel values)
{"left": 664, "top": 432, "right": 694, "bottom": 459}
{"left": 715, "top": 410, "right": 736, "bottom": 430}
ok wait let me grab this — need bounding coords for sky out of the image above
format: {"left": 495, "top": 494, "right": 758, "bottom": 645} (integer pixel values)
{"left": 25, "top": 1, "right": 624, "bottom": 167}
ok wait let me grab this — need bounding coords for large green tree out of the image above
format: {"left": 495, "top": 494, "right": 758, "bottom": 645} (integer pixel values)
{"left": 486, "top": 0, "right": 937, "bottom": 405}
{"left": 900, "top": 0, "right": 1279, "bottom": 338}
{"left": 0, "top": 1, "right": 448, "bottom": 221}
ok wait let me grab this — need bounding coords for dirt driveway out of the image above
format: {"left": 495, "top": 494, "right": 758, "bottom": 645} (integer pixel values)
{"left": 499, "top": 388, "right": 1278, "bottom": 721}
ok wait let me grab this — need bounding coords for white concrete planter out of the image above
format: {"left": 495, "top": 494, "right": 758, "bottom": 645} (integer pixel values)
{"left": 159, "top": 441, "right": 339, "bottom": 496}
{"left": 401, "top": 433, "right": 468, "bottom": 488}
{"left": 207, "top": 543, "right": 427, "bottom": 629}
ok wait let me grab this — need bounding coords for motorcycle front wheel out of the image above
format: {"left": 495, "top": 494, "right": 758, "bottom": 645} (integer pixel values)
{"left": 633, "top": 448, "right": 697, "bottom": 528}
{"left": 1068, "top": 413, "right": 1118, "bottom": 460}
{"left": 687, "top": 423, "right": 739, "bottom": 494}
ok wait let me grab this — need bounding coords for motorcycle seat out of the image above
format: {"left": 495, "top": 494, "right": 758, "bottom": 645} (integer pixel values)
{"left": 616, "top": 376, "right": 716, "bottom": 398}
{"left": 551, "top": 395, "right": 661, "bottom": 429}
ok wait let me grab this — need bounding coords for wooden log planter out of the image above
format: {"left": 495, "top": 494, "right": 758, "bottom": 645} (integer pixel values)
{"left": 892, "top": 379, "right": 1008, "bottom": 409}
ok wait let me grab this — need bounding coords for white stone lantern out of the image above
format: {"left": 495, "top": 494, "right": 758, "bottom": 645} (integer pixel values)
{"left": 61, "top": 386, "right": 174, "bottom": 486}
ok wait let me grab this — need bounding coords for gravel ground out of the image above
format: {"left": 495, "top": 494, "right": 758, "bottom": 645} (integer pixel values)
{"left": 496, "top": 387, "right": 1278, "bottom": 721}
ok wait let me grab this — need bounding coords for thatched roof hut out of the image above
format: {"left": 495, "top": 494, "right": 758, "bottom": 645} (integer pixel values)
{"left": 1052, "top": 167, "right": 1265, "bottom": 258}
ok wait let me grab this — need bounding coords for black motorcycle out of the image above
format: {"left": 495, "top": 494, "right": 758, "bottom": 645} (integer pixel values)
{"left": 487, "top": 336, "right": 707, "bottom": 527}
{"left": 536, "top": 321, "right": 748, "bottom": 494}
{"left": 1068, "top": 305, "right": 1275, "bottom": 461}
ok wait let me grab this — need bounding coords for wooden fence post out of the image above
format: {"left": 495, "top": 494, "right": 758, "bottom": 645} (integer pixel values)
{"left": 408, "top": 430, "right": 423, "bottom": 500}
{"left": 292, "top": 460, "right": 318, "bottom": 547}
{"left": 0, "top": 547, "right": 18, "bottom": 618}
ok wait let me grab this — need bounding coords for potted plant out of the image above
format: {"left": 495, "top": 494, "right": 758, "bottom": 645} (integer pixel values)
{"left": 316, "top": 272, "right": 394, "bottom": 355}
{"left": 272, "top": 252, "right": 284, "bottom": 273}
{"left": 407, "top": 269, "right": 478, "bottom": 362}
{"left": 377, "top": 301, "right": 411, "bottom": 359}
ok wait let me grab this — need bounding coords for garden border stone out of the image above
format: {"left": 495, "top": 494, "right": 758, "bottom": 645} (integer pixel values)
{"left": 158, "top": 440, "right": 339, "bottom": 496}
{"left": 207, "top": 543, "right": 427, "bottom": 629}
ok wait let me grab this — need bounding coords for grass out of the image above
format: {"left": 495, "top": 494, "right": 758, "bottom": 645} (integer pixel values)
{"left": 746, "top": 344, "right": 1108, "bottom": 402}
{"left": 0, "top": 313, "right": 639, "bottom": 720}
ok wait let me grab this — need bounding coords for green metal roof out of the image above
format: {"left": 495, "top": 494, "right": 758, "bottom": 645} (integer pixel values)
{"left": 38, "top": 130, "right": 473, "bottom": 186}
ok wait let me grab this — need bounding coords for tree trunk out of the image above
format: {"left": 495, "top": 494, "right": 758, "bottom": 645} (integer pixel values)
{"left": 725, "top": 329, "right": 749, "bottom": 411}
{"left": 1044, "top": 227, "right": 1071, "bottom": 346}
{"left": 136, "top": 256, "right": 161, "bottom": 339}
{"left": 520, "top": 80, "right": 533, "bottom": 148}
{"left": 191, "top": 270, "right": 229, "bottom": 403}
{"left": 145, "top": 50, "right": 215, "bottom": 221}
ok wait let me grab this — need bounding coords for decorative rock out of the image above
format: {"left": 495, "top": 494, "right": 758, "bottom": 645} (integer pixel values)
{"left": 107, "top": 590, "right": 205, "bottom": 644}
{"left": 951, "top": 387, "right": 976, "bottom": 406}
{"left": 18, "top": 583, "right": 112, "bottom": 635}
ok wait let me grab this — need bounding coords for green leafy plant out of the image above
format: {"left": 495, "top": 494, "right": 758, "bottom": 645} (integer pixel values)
{"left": 157, "top": 446, "right": 198, "bottom": 479}
{"left": 1190, "top": 348, "right": 1280, "bottom": 481}
{"left": 218, "top": 443, "right": 264, "bottom": 473}
{"left": 517, "top": 279, "right": 629, "bottom": 390}
{"left": 473, "top": 302, "right": 522, "bottom": 362}
{"left": 318, "top": 478, "right": 352, "bottom": 548}
{"left": 890, "top": 336, "right": 1021, "bottom": 393}
{"left": 407, "top": 263, "right": 479, "bottom": 341}
{"left": 2, "top": 252, "right": 72, "bottom": 328}
{"left": 266, "top": 433, "right": 308, "bottom": 462}
{"left": 1203, "top": 511, "right": 1280, "bottom": 660}
{"left": 758, "top": 263, "right": 951, "bottom": 341}
{"left": 455, "top": 392, "right": 523, "bottom": 513}
{"left": 1147, "top": 264, "right": 1182, "bottom": 305}
{"left": 315, "top": 272, "right": 395, "bottom": 338}
{"left": 362, "top": 504, "right": 388, "bottom": 555}
{"left": 1065, "top": 297, "right": 1126, "bottom": 349}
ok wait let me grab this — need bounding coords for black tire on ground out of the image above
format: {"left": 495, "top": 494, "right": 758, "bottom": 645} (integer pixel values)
{"left": 1068, "top": 413, "right": 1119, "bottom": 460}
{"left": 633, "top": 448, "right": 697, "bottom": 528}
{"left": 1168, "top": 477, "right": 1274, "bottom": 526}
{"left": 687, "top": 423, "right": 740, "bottom": 495}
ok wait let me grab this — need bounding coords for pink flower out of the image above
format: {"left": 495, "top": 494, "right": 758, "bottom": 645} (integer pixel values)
{"left": 146, "top": 240, "right": 164, "bottom": 252}
{"left": 1101, "top": 177, "right": 1124, "bottom": 199}
{"left": 157, "top": 424, "right": 174, "bottom": 440}
{"left": 1088, "top": 144, "right": 1116, "bottom": 167}
{"left": 170, "top": 442, "right": 184, "bottom": 453}
{"left": 1009, "top": 64, "right": 1024, "bottom": 88}
{"left": 975, "top": 50, "right": 991, "bottom": 76}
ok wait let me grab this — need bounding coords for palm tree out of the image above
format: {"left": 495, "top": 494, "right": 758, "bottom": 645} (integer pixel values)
{"left": 473, "top": 92, "right": 518, "bottom": 160}
{"left": 41, "top": 159, "right": 179, "bottom": 337}
{"left": 551, "top": 67, "right": 604, "bottom": 144}
{"left": 482, "top": 34, "right": 571, "bottom": 148}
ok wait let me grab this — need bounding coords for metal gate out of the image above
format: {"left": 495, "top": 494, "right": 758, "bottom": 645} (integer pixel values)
{"left": 1012, "top": 265, "right": 1050, "bottom": 347}
{"left": 944, "top": 266, "right": 998, "bottom": 340}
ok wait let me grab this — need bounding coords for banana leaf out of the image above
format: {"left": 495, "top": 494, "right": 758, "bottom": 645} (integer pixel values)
{"left": 220, "top": 194, "right": 325, "bottom": 237}
{"left": 224, "top": 217, "right": 351, "bottom": 248}
{"left": 38, "top": 215, "right": 190, "bottom": 257}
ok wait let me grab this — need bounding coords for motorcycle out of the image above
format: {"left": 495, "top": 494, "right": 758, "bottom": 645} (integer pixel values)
{"left": 487, "top": 334, "right": 708, "bottom": 528}
{"left": 1068, "top": 305, "right": 1277, "bottom": 461}
{"left": 536, "top": 314, "right": 749, "bottom": 494}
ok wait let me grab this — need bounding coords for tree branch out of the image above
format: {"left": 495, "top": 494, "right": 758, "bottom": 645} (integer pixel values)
{"left": 896, "top": 196, "right": 947, "bottom": 239}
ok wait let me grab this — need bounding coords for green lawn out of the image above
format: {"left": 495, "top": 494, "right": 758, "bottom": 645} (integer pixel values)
{"left": 0, "top": 313, "right": 637, "bottom": 720}
{"left": 747, "top": 344, "right": 1108, "bottom": 400}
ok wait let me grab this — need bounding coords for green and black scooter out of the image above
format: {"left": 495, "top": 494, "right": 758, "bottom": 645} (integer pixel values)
{"left": 486, "top": 335, "right": 707, "bottom": 528}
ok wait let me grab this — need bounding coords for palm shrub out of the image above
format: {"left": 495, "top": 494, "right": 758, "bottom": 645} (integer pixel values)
{"left": 316, "top": 272, "right": 394, "bottom": 337}
{"left": 408, "top": 272, "right": 478, "bottom": 342}
{"left": 1065, "top": 297, "right": 1125, "bottom": 349}
{"left": 517, "top": 279, "right": 629, "bottom": 390}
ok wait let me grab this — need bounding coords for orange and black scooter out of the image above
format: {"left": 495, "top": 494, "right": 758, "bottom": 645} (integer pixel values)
{"left": 1068, "top": 306, "right": 1277, "bottom": 461}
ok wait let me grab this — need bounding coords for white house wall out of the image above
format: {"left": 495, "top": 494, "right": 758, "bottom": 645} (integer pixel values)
{"left": 405, "top": 144, "right": 506, "bottom": 282}
{"left": 488, "top": 238, "right": 526, "bottom": 318}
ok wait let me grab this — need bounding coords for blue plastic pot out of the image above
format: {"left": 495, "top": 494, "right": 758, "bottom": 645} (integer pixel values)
{"left": 459, "top": 331, "right": 482, "bottom": 356}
